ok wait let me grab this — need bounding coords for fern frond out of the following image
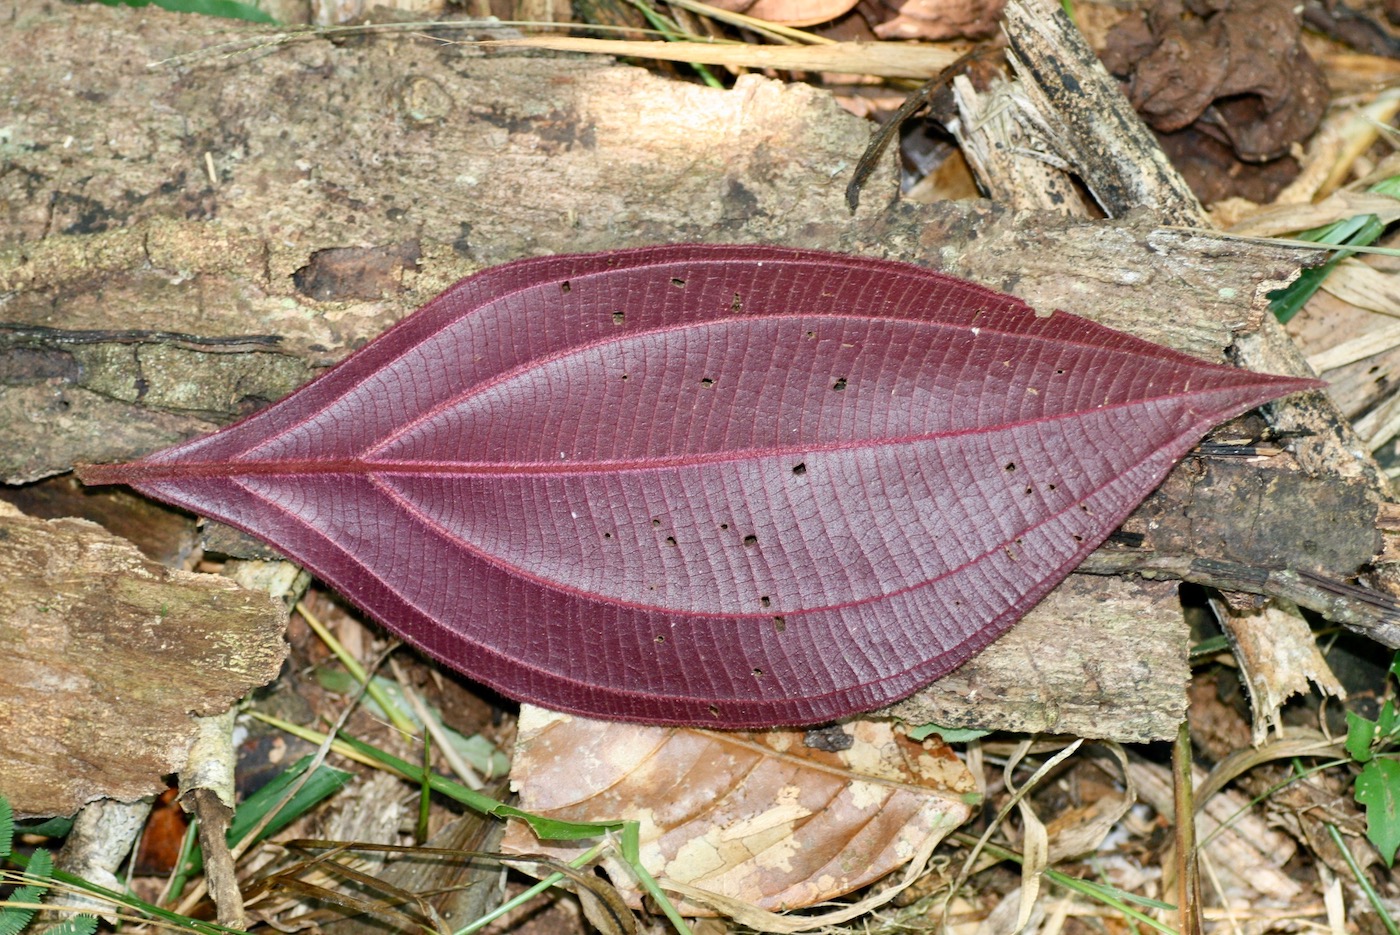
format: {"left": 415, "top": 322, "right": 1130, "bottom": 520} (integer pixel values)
{"left": 43, "top": 913, "right": 98, "bottom": 935}
{"left": 0, "top": 848, "right": 54, "bottom": 935}
{"left": 0, "top": 795, "right": 13, "bottom": 859}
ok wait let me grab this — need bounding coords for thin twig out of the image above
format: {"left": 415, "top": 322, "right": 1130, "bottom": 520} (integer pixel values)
{"left": 845, "top": 44, "right": 994, "bottom": 212}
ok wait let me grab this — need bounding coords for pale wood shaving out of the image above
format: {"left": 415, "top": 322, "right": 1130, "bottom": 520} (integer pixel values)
{"left": 1227, "top": 190, "right": 1400, "bottom": 237}
{"left": 1320, "top": 260, "right": 1400, "bottom": 318}
{"left": 1354, "top": 390, "right": 1400, "bottom": 451}
{"left": 1308, "top": 318, "right": 1400, "bottom": 372}
{"left": 1127, "top": 757, "right": 1302, "bottom": 903}
{"left": 1277, "top": 122, "right": 1347, "bottom": 205}
{"left": 1321, "top": 863, "right": 1347, "bottom": 935}
{"left": 1002, "top": 743, "right": 1054, "bottom": 932}
{"left": 1318, "top": 87, "right": 1400, "bottom": 196}
{"left": 1212, "top": 598, "right": 1347, "bottom": 744}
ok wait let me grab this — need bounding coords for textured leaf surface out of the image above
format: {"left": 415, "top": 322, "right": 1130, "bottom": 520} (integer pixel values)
{"left": 501, "top": 705, "right": 977, "bottom": 917}
{"left": 79, "top": 245, "right": 1319, "bottom": 726}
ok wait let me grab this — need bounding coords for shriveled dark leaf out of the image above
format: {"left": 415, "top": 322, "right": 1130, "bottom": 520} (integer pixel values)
{"left": 79, "top": 245, "right": 1319, "bottom": 727}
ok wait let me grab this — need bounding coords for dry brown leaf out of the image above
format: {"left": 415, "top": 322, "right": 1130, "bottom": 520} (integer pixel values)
{"left": 745, "top": 0, "right": 858, "bottom": 25}
{"left": 1128, "top": 754, "right": 1303, "bottom": 903}
{"left": 502, "top": 705, "right": 978, "bottom": 921}
{"left": 1035, "top": 745, "right": 1136, "bottom": 866}
{"left": 1320, "top": 260, "right": 1400, "bottom": 318}
{"left": 1101, "top": 0, "right": 1327, "bottom": 162}
{"left": 1226, "top": 189, "right": 1400, "bottom": 236}
{"left": 873, "top": 0, "right": 1005, "bottom": 39}
{"left": 1011, "top": 795, "right": 1047, "bottom": 930}
{"left": 1313, "top": 48, "right": 1400, "bottom": 95}
{"left": 704, "top": 0, "right": 861, "bottom": 27}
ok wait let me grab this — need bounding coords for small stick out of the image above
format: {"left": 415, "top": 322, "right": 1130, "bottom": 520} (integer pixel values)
{"left": 845, "top": 45, "right": 995, "bottom": 212}
{"left": 1173, "top": 721, "right": 1203, "bottom": 935}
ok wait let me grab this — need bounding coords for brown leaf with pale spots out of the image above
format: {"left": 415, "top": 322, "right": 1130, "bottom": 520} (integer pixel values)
{"left": 502, "top": 705, "right": 978, "bottom": 917}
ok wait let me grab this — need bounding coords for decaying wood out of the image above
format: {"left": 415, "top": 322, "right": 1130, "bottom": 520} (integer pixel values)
{"left": 177, "top": 709, "right": 245, "bottom": 927}
{"left": 886, "top": 576, "right": 1187, "bottom": 741}
{"left": 0, "top": 501, "right": 286, "bottom": 817}
{"left": 189, "top": 787, "right": 246, "bottom": 930}
{"left": 45, "top": 800, "right": 154, "bottom": 923}
{"left": 987, "top": 0, "right": 1400, "bottom": 662}
{"left": 999, "top": 0, "right": 1207, "bottom": 225}
{"left": 1209, "top": 598, "right": 1346, "bottom": 744}
{"left": 1083, "top": 445, "right": 1400, "bottom": 647}
{"left": 0, "top": 2, "right": 1383, "bottom": 745}
{"left": 993, "top": 0, "right": 1389, "bottom": 480}
{"left": 951, "top": 75, "right": 1093, "bottom": 215}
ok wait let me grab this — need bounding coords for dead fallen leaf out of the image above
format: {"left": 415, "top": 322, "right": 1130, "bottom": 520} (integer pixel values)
{"left": 1154, "top": 126, "right": 1301, "bottom": 205}
{"left": 1128, "top": 753, "right": 1304, "bottom": 903}
{"left": 704, "top": 0, "right": 862, "bottom": 27}
{"left": 502, "top": 705, "right": 978, "bottom": 920}
{"left": 1227, "top": 189, "right": 1400, "bottom": 237}
{"left": 1102, "top": 0, "right": 1327, "bottom": 162}
{"left": 873, "top": 0, "right": 1005, "bottom": 40}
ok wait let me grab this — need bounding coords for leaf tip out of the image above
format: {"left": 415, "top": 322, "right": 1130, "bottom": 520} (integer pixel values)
{"left": 1239, "top": 372, "right": 1327, "bottom": 408}
{"left": 1280, "top": 375, "right": 1329, "bottom": 395}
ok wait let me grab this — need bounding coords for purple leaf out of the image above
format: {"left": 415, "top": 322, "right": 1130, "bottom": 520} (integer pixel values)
{"left": 79, "top": 245, "right": 1320, "bottom": 727}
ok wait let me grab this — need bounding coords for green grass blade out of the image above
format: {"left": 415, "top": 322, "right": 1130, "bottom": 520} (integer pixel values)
{"left": 1327, "top": 822, "right": 1400, "bottom": 935}
{"left": 620, "top": 823, "right": 692, "bottom": 935}
{"left": 1372, "top": 176, "right": 1400, "bottom": 199}
{"left": 154, "top": 0, "right": 276, "bottom": 22}
{"left": 229, "top": 757, "right": 352, "bottom": 846}
{"left": 4, "top": 849, "right": 242, "bottom": 935}
{"left": 623, "top": 0, "right": 722, "bottom": 87}
{"left": 1292, "top": 212, "right": 1374, "bottom": 245}
{"left": 1268, "top": 173, "right": 1399, "bottom": 323}
{"left": 0, "top": 848, "right": 53, "bottom": 935}
{"left": 950, "top": 832, "right": 1176, "bottom": 934}
{"left": 1270, "top": 214, "right": 1386, "bottom": 323}
{"left": 11, "top": 818, "right": 73, "bottom": 840}
{"left": 89, "top": 0, "right": 276, "bottom": 20}
{"left": 332, "top": 730, "right": 626, "bottom": 841}
{"left": 181, "top": 755, "right": 352, "bottom": 877}
{"left": 269, "top": 724, "right": 692, "bottom": 931}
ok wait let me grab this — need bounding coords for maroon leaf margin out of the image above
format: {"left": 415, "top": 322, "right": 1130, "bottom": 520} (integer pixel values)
{"left": 80, "top": 245, "right": 1321, "bottom": 727}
